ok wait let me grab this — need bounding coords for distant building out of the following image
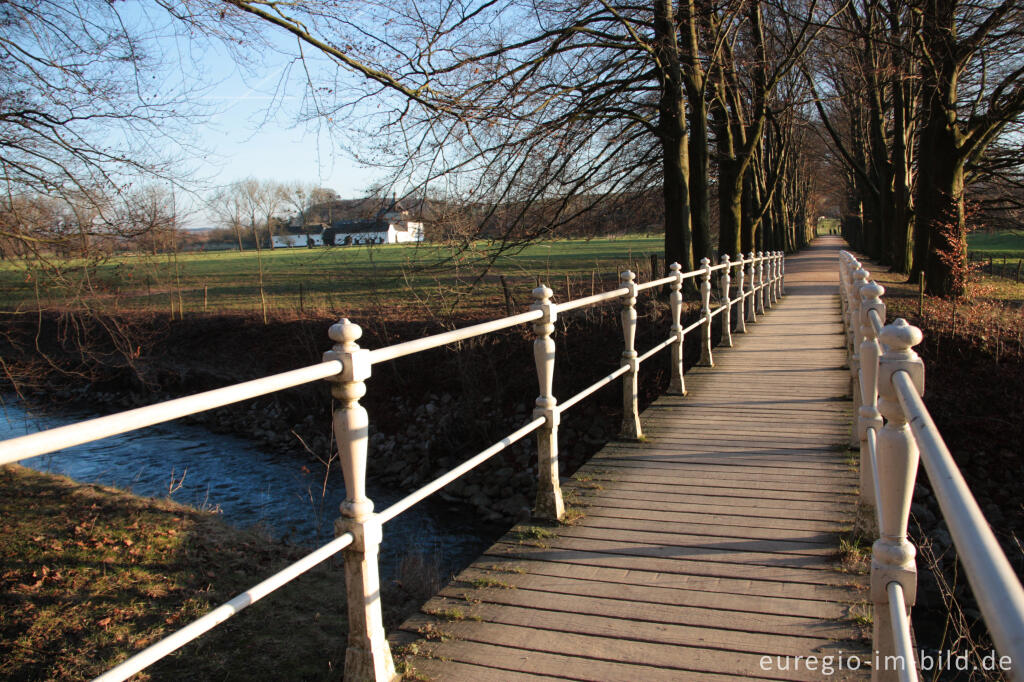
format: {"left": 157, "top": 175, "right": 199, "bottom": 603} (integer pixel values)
{"left": 271, "top": 199, "right": 425, "bottom": 248}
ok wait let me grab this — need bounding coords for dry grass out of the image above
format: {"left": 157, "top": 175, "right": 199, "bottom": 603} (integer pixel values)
{"left": 0, "top": 464, "right": 347, "bottom": 680}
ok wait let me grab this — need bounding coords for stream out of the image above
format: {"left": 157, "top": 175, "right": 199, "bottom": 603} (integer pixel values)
{"left": 1, "top": 396, "right": 505, "bottom": 582}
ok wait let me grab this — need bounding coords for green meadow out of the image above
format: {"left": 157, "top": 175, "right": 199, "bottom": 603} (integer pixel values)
{"left": 967, "top": 230, "right": 1024, "bottom": 259}
{"left": 0, "top": 235, "right": 665, "bottom": 318}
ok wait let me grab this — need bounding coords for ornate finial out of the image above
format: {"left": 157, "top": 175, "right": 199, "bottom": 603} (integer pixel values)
{"left": 328, "top": 318, "right": 362, "bottom": 351}
{"left": 736, "top": 252, "right": 744, "bottom": 263}
{"left": 532, "top": 284, "right": 553, "bottom": 304}
{"left": 721, "top": 254, "right": 731, "bottom": 265}
{"left": 669, "top": 262, "right": 681, "bottom": 274}
{"left": 854, "top": 268, "right": 869, "bottom": 284}
{"left": 700, "top": 256, "right": 711, "bottom": 269}
{"left": 880, "top": 318, "right": 923, "bottom": 352}
{"left": 861, "top": 282, "right": 885, "bottom": 302}
{"left": 620, "top": 270, "right": 636, "bottom": 283}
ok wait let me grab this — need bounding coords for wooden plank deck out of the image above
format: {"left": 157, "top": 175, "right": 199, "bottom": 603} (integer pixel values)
{"left": 392, "top": 237, "right": 871, "bottom": 681}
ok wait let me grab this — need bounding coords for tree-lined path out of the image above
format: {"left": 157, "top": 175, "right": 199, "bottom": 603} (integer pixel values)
{"left": 392, "top": 237, "right": 871, "bottom": 680}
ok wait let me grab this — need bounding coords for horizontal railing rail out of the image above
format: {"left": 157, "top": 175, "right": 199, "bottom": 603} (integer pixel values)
{"left": 1, "top": 250, "right": 785, "bottom": 682}
{"left": 839, "top": 250, "right": 1024, "bottom": 682}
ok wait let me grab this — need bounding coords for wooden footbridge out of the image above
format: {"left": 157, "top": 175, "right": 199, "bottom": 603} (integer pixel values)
{"left": 4, "top": 237, "right": 1023, "bottom": 682}
{"left": 393, "top": 237, "right": 871, "bottom": 681}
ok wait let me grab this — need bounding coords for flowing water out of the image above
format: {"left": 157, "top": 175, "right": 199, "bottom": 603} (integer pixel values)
{"left": 1, "top": 397, "right": 504, "bottom": 581}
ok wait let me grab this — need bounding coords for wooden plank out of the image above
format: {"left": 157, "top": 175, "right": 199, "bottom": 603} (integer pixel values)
{"left": 570, "top": 511, "right": 844, "bottom": 544}
{"left": 401, "top": 639, "right": 752, "bottom": 682}
{"left": 399, "top": 615, "right": 866, "bottom": 681}
{"left": 451, "top": 565, "right": 855, "bottom": 618}
{"left": 436, "top": 582, "right": 862, "bottom": 639}
{"left": 490, "top": 538, "right": 859, "bottom": 586}
{"left": 579, "top": 503, "right": 848, "bottom": 533}
{"left": 479, "top": 549, "right": 866, "bottom": 601}
{"left": 412, "top": 598, "right": 863, "bottom": 655}
{"left": 552, "top": 523, "right": 840, "bottom": 557}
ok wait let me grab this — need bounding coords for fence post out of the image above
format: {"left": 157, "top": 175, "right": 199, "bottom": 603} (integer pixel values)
{"left": 839, "top": 254, "right": 850, "bottom": 335}
{"left": 532, "top": 285, "right": 565, "bottom": 520}
{"left": 324, "top": 319, "right": 397, "bottom": 682}
{"left": 755, "top": 252, "right": 766, "bottom": 316}
{"left": 771, "top": 252, "right": 780, "bottom": 305}
{"left": 872, "top": 318, "right": 924, "bottom": 681}
{"left": 763, "top": 252, "right": 773, "bottom": 311}
{"left": 619, "top": 270, "right": 643, "bottom": 439}
{"left": 858, "top": 282, "right": 885, "bottom": 509}
{"left": 720, "top": 255, "right": 733, "bottom": 348}
{"left": 849, "top": 268, "right": 869, "bottom": 446}
{"left": 667, "top": 262, "right": 686, "bottom": 395}
{"left": 746, "top": 251, "right": 757, "bottom": 323}
{"left": 734, "top": 254, "right": 747, "bottom": 334}
{"left": 780, "top": 251, "right": 786, "bottom": 296}
{"left": 698, "top": 258, "right": 714, "bottom": 367}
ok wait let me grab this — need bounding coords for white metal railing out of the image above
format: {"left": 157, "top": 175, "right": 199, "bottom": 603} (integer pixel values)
{"left": 1, "top": 251, "right": 785, "bottom": 681}
{"left": 839, "top": 251, "right": 1024, "bottom": 682}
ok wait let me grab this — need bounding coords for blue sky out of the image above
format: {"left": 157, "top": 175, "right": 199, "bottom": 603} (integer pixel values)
{"left": 155, "top": 22, "right": 385, "bottom": 227}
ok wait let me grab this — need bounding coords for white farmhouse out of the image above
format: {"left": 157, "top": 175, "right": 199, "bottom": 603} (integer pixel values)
{"left": 270, "top": 232, "right": 325, "bottom": 248}
{"left": 270, "top": 199, "right": 425, "bottom": 248}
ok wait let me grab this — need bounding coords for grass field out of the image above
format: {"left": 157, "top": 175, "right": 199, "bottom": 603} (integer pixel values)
{"left": 0, "top": 235, "right": 665, "bottom": 319}
{"left": 968, "top": 229, "right": 1024, "bottom": 258}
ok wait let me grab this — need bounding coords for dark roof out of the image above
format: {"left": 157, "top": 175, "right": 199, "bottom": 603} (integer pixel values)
{"left": 331, "top": 218, "right": 386, "bottom": 234}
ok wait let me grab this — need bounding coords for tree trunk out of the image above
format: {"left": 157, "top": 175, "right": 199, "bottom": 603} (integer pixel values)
{"left": 655, "top": 0, "right": 693, "bottom": 272}
{"left": 687, "top": 98, "right": 711, "bottom": 263}
{"left": 915, "top": 0, "right": 967, "bottom": 297}
{"left": 918, "top": 120, "right": 967, "bottom": 297}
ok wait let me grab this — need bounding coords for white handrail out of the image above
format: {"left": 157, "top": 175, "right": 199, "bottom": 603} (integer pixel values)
{"left": 866, "top": 427, "right": 883, "bottom": 531}
{"left": 556, "top": 286, "right": 630, "bottom": 312}
{"left": 635, "top": 274, "right": 679, "bottom": 292}
{"left": 708, "top": 303, "right": 729, "bottom": 319}
{"left": 368, "top": 309, "right": 543, "bottom": 364}
{"left": 1, "top": 360, "right": 343, "bottom": 466}
{"left": 843, "top": 249, "right": 1024, "bottom": 681}
{"left": 886, "top": 581, "right": 919, "bottom": 682}
{"left": 93, "top": 531, "right": 354, "bottom": 682}
{"left": 559, "top": 364, "right": 630, "bottom": 412}
{"left": 893, "top": 370, "right": 1024, "bottom": 669}
{"left": 637, "top": 334, "right": 678, "bottom": 364}
{"left": 681, "top": 317, "right": 704, "bottom": 336}
{"left": 868, "top": 307, "right": 884, "bottom": 335}
{"left": 376, "top": 417, "right": 545, "bottom": 524}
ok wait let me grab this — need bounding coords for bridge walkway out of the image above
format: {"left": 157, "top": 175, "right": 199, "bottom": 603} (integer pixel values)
{"left": 393, "top": 237, "right": 870, "bottom": 681}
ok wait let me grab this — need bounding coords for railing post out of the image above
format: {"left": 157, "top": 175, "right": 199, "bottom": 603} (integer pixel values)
{"left": 698, "top": 258, "right": 714, "bottom": 367}
{"left": 844, "top": 256, "right": 861, "bottom": 357}
{"left": 780, "top": 251, "right": 786, "bottom": 296}
{"left": 619, "top": 270, "right": 643, "bottom": 439}
{"left": 771, "top": 252, "right": 780, "bottom": 305}
{"left": 849, "top": 268, "right": 869, "bottom": 446}
{"left": 745, "top": 251, "right": 757, "bottom": 323}
{"left": 734, "top": 254, "right": 747, "bottom": 334}
{"left": 839, "top": 253, "right": 847, "bottom": 329}
{"left": 858, "top": 282, "right": 886, "bottom": 509}
{"left": 531, "top": 285, "right": 564, "bottom": 521}
{"left": 720, "top": 255, "right": 733, "bottom": 348}
{"left": 763, "top": 252, "right": 773, "bottom": 311}
{"left": 324, "top": 319, "right": 397, "bottom": 682}
{"left": 755, "top": 251, "right": 766, "bottom": 316}
{"left": 872, "top": 318, "right": 924, "bottom": 681}
{"left": 667, "top": 262, "right": 686, "bottom": 395}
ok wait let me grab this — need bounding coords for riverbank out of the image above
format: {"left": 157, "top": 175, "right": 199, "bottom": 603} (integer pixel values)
{"left": 0, "top": 465, "right": 440, "bottom": 680}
